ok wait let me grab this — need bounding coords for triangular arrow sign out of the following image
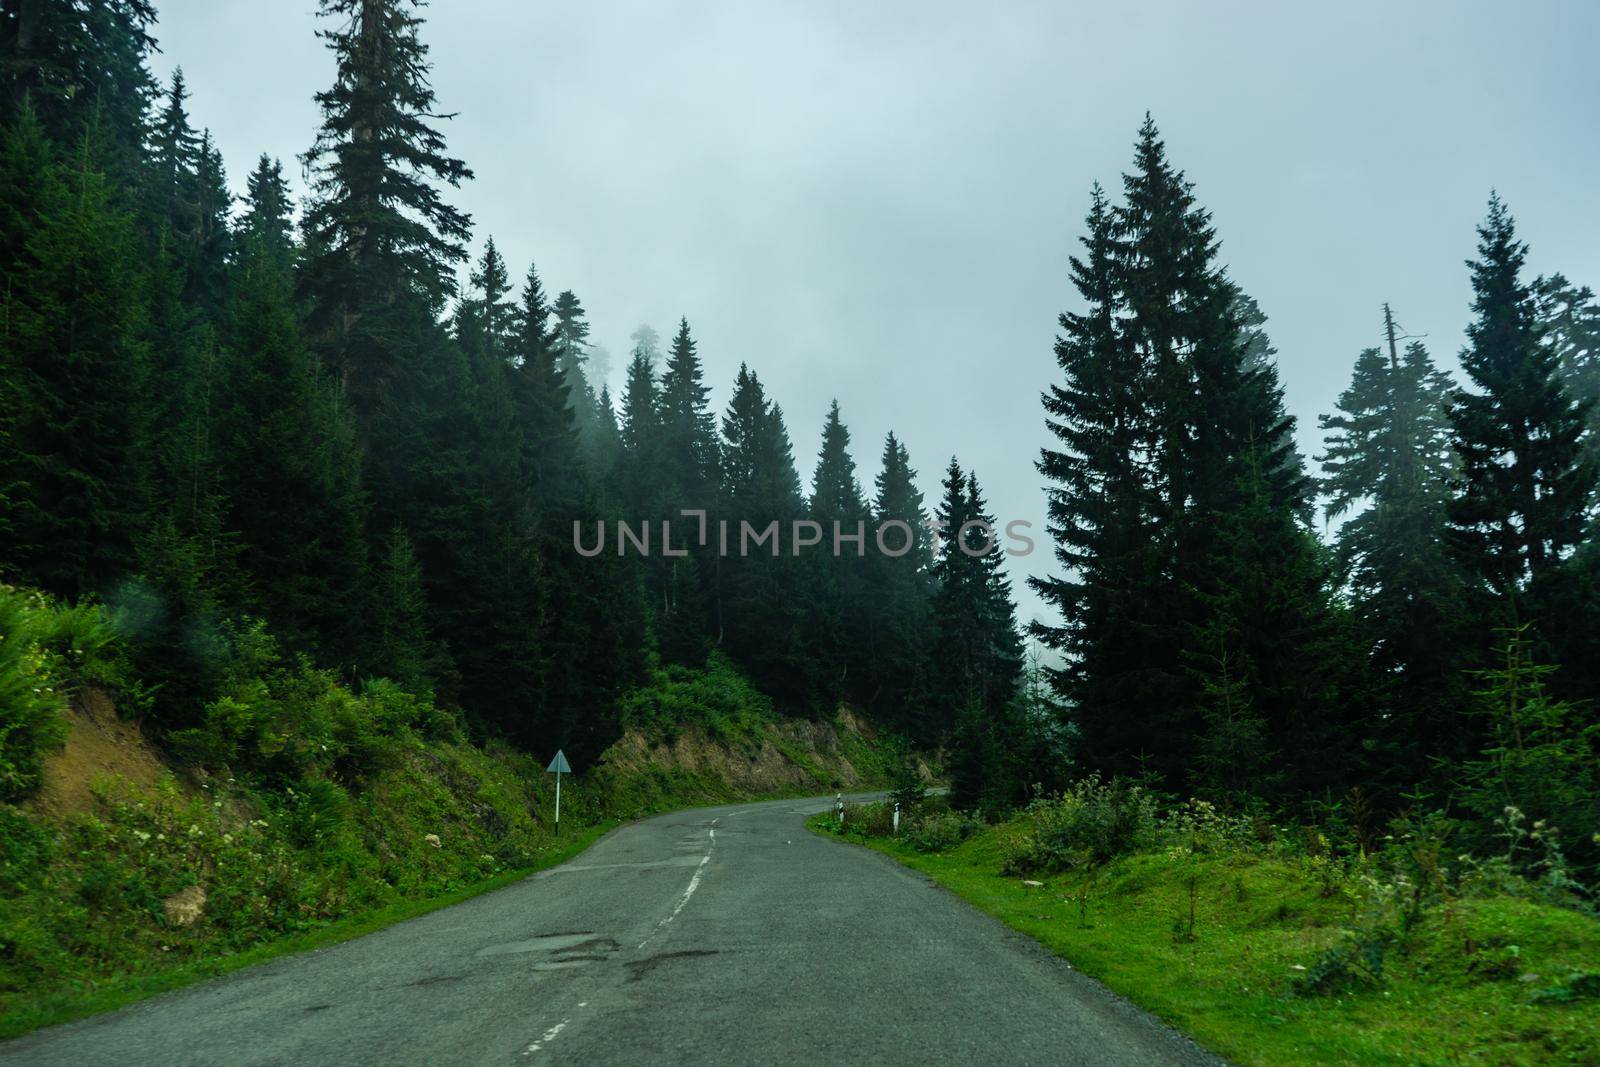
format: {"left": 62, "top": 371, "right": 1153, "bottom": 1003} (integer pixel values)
{"left": 546, "top": 749, "right": 572, "bottom": 774}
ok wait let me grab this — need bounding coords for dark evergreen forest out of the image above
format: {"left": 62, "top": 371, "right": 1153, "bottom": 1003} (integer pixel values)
{"left": 2, "top": 0, "right": 1597, "bottom": 877}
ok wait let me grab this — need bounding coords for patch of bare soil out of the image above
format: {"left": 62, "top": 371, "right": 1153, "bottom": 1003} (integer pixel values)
{"left": 32, "top": 688, "right": 168, "bottom": 818}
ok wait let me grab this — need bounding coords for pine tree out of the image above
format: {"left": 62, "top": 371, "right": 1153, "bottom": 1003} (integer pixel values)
{"left": 552, "top": 288, "right": 603, "bottom": 441}
{"left": 1, "top": 0, "right": 156, "bottom": 179}
{"left": 658, "top": 317, "right": 719, "bottom": 505}
{"left": 238, "top": 155, "right": 294, "bottom": 258}
{"left": 865, "top": 431, "right": 933, "bottom": 737}
{"left": 370, "top": 525, "right": 443, "bottom": 692}
{"left": 617, "top": 340, "right": 661, "bottom": 515}
{"left": 1319, "top": 307, "right": 1468, "bottom": 789}
{"left": 144, "top": 72, "right": 230, "bottom": 316}
{"left": 1032, "top": 183, "right": 1171, "bottom": 777}
{"left": 147, "top": 70, "right": 200, "bottom": 233}
{"left": 0, "top": 113, "right": 146, "bottom": 596}
{"left": 1187, "top": 453, "right": 1352, "bottom": 801}
{"left": 1535, "top": 273, "right": 1600, "bottom": 470}
{"left": 1447, "top": 197, "right": 1596, "bottom": 614}
{"left": 217, "top": 159, "right": 369, "bottom": 661}
{"left": 930, "top": 460, "right": 1023, "bottom": 738}
{"left": 651, "top": 318, "right": 719, "bottom": 660}
{"left": 718, "top": 365, "right": 806, "bottom": 700}
{"left": 298, "top": 0, "right": 473, "bottom": 414}
{"left": 797, "top": 401, "right": 871, "bottom": 709}
{"left": 512, "top": 262, "right": 577, "bottom": 503}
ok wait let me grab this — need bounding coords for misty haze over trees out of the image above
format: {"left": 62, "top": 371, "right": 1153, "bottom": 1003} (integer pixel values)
{"left": 2, "top": 0, "right": 1598, "bottom": 887}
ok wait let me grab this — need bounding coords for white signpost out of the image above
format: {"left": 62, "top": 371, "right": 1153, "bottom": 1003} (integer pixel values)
{"left": 547, "top": 749, "right": 573, "bottom": 836}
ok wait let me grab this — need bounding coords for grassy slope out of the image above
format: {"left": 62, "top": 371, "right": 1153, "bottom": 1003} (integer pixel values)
{"left": 812, "top": 817, "right": 1600, "bottom": 1066}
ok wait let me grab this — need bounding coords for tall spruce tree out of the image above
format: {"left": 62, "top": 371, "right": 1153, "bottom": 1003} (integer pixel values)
{"left": 298, "top": 0, "right": 472, "bottom": 415}
{"left": 0, "top": 112, "right": 146, "bottom": 596}
{"left": 552, "top": 288, "right": 604, "bottom": 444}
{"left": 218, "top": 158, "right": 368, "bottom": 662}
{"left": 719, "top": 365, "right": 806, "bottom": 700}
{"left": 653, "top": 318, "right": 719, "bottom": 660}
{"left": 1446, "top": 197, "right": 1596, "bottom": 615}
{"left": 1319, "top": 307, "right": 1468, "bottom": 790}
{"left": 512, "top": 262, "right": 577, "bottom": 503}
{"left": 866, "top": 431, "right": 934, "bottom": 736}
{"left": 933, "top": 462, "right": 1026, "bottom": 809}
{"left": 658, "top": 317, "right": 719, "bottom": 504}
{"left": 617, "top": 340, "right": 662, "bottom": 515}
{"left": 802, "top": 400, "right": 871, "bottom": 710}
{"left": 1032, "top": 183, "right": 1169, "bottom": 776}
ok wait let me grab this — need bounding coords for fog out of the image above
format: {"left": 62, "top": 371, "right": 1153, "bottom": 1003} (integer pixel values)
{"left": 151, "top": 0, "right": 1600, "bottom": 626}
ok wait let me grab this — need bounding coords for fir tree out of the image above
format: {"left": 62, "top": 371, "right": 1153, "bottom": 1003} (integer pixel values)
{"left": 719, "top": 365, "right": 806, "bottom": 700}
{"left": 552, "top": 288, "right": 602, "bottom": 440}
{"left": 1032, "top": 182, "right": 1171, "bottom": 776}
{"left": 0, "top": 0, "right": 156, "bottom": 178}
{"left": 1319, "top": 307, "right": 1468, "bottom": 789}
{"left": 800, "top": 400, "right": 870, "bottom": 709}
{"left": 0, "top": 114, "right": 146, "bottom": 596}
{"left": 865, "top": 431, "right": 933, "bottom": 736}
{"left": 299, "top": 0, "right": 473, "bottom": 412}
{"left": 1447, "top": 197, "right": 1596, "bottom": 612}
{"left": 657, "top": 317, "right": 720, "bottom": 505}
{"left": 1535, "top": 273, "right": 1600, "bottom": 470}
{"left": 617, "top": 339, "right": 661, "bottom": 515}
{"left": 930, "top": 459, "right": 1022, "bottom": 737}
{"left": 217, "top": 164, "right": 368, "bottom": 660}
{"left": 512, "top": 261, "right": 577, "bottom": 503}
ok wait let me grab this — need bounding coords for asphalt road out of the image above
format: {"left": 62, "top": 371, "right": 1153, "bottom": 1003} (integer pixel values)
{"left": 2, "top": 794, "right": 1220, "bottom": 1066}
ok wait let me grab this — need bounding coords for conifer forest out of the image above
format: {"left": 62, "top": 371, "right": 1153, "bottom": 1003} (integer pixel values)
{"left": 2, "top": 3, "right": 1598, "bottom": 1063}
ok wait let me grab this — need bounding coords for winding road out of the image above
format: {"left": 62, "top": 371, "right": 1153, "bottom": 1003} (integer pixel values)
{"left": 2, "top": 794, "right": 1220, "bottom": 1065}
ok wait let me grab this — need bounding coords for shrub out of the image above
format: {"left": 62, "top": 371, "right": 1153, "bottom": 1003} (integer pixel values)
{"left": 905, "top": 809, "right": 983, "bottom": 853}
{"left": 172, "top": 658, "right": 443, "bottom": 781}
{"left": 837, "top": 801, "right": 896, "bottom": 838}
{"left": 618, "top": 652, "right": 774, "bottom": 745}
{"left": 1005, "top": 775, "right": 1160, "bottom": 874}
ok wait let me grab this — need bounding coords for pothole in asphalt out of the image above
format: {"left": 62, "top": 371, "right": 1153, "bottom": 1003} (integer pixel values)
{"left": 408, "top": 972, "right": 467, "bottom": 986}
{"left": 476, "top": 932, "right": 599, "bottom": 957}
{"left": 624, "top": 949, "right": 719, "bottom": 982}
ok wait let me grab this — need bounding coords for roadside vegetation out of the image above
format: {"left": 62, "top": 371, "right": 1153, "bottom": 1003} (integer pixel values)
{"left": 816, "top": 779, "right": 1600, "bottom": 1065}
{"left": 0, "top": 585, "right": 901, "bottom": 1039}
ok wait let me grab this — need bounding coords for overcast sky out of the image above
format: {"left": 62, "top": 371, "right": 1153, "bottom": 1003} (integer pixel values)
{"left": 151, "top": 0, "right": 1600, "bottom": 629}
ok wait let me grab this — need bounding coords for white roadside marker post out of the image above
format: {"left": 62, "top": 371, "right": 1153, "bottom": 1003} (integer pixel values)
{"left": 546, "top": 749, "right": 573, "bottom": 837}
{"left": 835, "top": 792, "right": 844, "bottom": 830}
{"left": 893, "top": 801, "right": 900, "bottom": 836}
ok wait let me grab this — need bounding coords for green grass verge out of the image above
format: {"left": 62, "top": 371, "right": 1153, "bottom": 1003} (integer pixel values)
{"left": 810, "top": 814, "right": 1600, "bottom": 1066}
{"left": 0, "top": 820, "right": 615, "bottom": 1040}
